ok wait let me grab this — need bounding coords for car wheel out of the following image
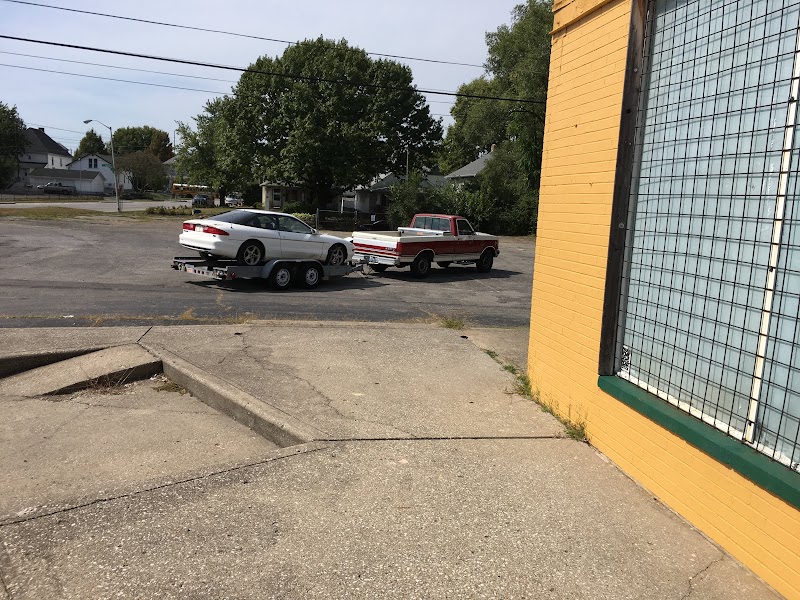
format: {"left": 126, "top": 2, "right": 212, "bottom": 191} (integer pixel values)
{"left": 437, "top": 261, "right": 452, "bottom": 268}
{"left": 326, "top": 244, "right": 347, "bottom": 266}
{"left": 270, "top": 264, "right": 292, "bottom": 290}
{"left": 236, "top": 240, "right": 264, "bottom": 266}
{"left": 370, "top": 264, "right": 389, "bottom": 273}
{"left": 476, "top": 251, "right": 494, "bottom": 273}
{"left": 410, "top": 254, "right": 432, "bottom": 278}
{"left": 301, "top": 263, "right": 322, "bottom": 289}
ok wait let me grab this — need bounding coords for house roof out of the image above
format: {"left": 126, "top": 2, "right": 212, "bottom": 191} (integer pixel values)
{"left": 368, "top": 173, "right": 447, "bottom": 192}
{"left": 163, "top": 156, "right": 178, "bottom": 165}
{"left": 444, "top": 151, "right": 493, "bottom": 179}
{"left": 29, "top": 168, "right": 103, "bottom": 181}
{"left": 23, "top": 128, "right": 72, "bottom": 157}
{"left": 67, "top": 153, "right": 113, "bottom": 165}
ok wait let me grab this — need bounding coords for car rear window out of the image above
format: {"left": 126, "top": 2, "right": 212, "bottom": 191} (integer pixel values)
{"left": 207, "top": 210, "right": 257, "bottom": 225}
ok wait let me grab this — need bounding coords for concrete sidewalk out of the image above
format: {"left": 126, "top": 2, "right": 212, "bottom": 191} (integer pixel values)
{"left": 0, "top": 323, "right": 780, "bottom": 599}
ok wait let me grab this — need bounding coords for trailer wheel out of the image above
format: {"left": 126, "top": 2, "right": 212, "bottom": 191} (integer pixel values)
{"left": 237, "top": 240, "right": 264, "bottom": 266}
{"left": 410, "top": 253, "right": 432, "bottom": 278}
{"left": 271, "top": 264, "right": 292, "bottom": 290}
{"left": 476, "top": 250, "right": 494, "bottom": 273}
{"left": 300, "top": 263, "right": 322, "bottom": 289}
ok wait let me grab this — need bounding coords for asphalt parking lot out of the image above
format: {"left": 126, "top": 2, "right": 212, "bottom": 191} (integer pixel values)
{"left": 0, "top": 216, "right": 535, "bottom": 328}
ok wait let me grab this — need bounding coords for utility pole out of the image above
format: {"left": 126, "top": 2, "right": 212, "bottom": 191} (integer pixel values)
{"left": 84, "top": 119, "right": 120, "bottom": 212}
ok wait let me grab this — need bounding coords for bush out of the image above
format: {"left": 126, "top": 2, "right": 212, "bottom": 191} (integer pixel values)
{"left": 291, "top": 212, "right": 315, "bottom": 226}
{"left": 145, "top": 206, "right": 194, "bottom": 216}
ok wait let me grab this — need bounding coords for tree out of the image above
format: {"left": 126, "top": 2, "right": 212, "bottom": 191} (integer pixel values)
{"left": 215, "top": 37, "right": 442, "bottom": 206}
{"left": 74, "top": 129, "right": 107, "bottom": 158}
{"left": 117, "top": 151, "right": 166, "bottom": 192}
{"left": 112, "top": 126, "right": 173, "bottom": 161}
{"left": 437, "top": 0, "right": 552, "bottom": 234}
{"left": 0, "top": 102, "right": 26, "bottom": 188}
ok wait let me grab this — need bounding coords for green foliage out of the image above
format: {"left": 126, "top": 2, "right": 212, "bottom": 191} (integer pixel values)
{"left": 0, "top": 102, "right": 26, "bottom": 188}
{"left": 117, "top": 151, "right": 166, "bottom": 192}
{"left": 438, "top": 0, "right": 552, "bottom": 234}
{"left": 112, "top": 126, "right": 174, "bottom": 161}
{"left": 387, "top": 172, "right": 440, "bottom": 227}
{"left": 290, "top": 212, "right": 315, "bottom": 226}
{"left": 74, "top": 129, "right": 107, "bottom": 158}
{"left": 145, "top": 206, "right": 194, "bottom": 215}
{"left": 182, "top": 37, "right": 442, "bottom": 207}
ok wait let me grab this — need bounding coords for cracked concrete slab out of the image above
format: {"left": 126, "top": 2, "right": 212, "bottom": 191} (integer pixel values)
{"left": 141, "top": 323, "right": 563, "bottom": 440}
{"left": 0, "top": 344, "right": 161, "bottom": 397}
{"left": 0, "top": 378, "right": 279, "bottom": 522}
{"left": 0, "top": 439, "right": 779, "bottom": 600}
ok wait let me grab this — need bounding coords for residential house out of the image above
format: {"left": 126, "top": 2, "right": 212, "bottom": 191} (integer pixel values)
{"left": 67, "top": 153, "right": 131, "bottom": 193}
{"left": 352, "top": 173, "right": 447, "bottom": 216}
{"left": 16, "top": 127, "right": 72, "bottom": 184}
{"left": 27, "top": 168, "right": 104, "bottom": 194}
{"left": 530, "top": 0, "right": 799, "bottom": 597}
{"left": 444, "top": 148, "right": 494, "bottom": 185}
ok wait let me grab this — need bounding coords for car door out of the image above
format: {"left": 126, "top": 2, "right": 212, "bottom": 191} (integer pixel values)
{"left": 276, "top": 215, "right": 324, "bottom": 259}
{"left": 240, "top": 214, "right": 281, "bottom": 257}
{"left": 455, "top": 218, "right": 481, "bottom": 258}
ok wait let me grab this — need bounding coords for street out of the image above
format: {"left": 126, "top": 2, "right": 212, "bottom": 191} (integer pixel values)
{"left": 0, "top": 217, "right": 535, "bottom": 328}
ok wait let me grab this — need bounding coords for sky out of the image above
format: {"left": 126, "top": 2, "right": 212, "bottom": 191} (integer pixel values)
{"left": 0, "top": 0, "right": 522, "bottom": 154}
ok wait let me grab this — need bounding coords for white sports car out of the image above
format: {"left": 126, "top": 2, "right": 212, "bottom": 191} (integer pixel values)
{"left": 179, "top": 209, "right": 354, "bottom": 266}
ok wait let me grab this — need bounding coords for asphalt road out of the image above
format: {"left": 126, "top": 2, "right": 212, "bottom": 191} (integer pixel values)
{"left": 0, "top": 217, "right": 535, "bottom": 328}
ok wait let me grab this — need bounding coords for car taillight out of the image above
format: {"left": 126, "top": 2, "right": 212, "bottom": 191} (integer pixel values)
{"left": 202, "top": 226, "right": 229, "bottom": 236}
{"left": 182, "top": 222, "right": 194, "bottom": 231}
{"left": 395, "top": 242, "right": 403, "bottom": 254}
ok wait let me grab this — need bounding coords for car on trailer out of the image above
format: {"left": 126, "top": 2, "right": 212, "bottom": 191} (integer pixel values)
{"left": 179, "top": 209, "right": 354, "bottom": 267}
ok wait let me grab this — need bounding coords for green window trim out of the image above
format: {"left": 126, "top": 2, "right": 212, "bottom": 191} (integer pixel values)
{"left": 598, "top": 376, "right": 800, "bottom": 511}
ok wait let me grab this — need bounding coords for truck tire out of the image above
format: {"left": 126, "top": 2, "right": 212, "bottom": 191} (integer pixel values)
{"left": 300, "top": 263, "right": 322, "bottom": 289}
{"left": 236, "top": 240, "right": 264, "bottom": 266}
{"left": 410, "top": 253, "right": 432, "bottom": 278}
{"left": 476, "top": 250, "right": 494, "bottom": 273}
{"left": 270, "top": 264, "right": 292, "bottom": 290}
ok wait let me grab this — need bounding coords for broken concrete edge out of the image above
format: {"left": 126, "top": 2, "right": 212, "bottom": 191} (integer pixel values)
{"left": 0, "top": 442, "right": 328, "bottom": 528}
{"left": 140, "top": 342, "right": 323, "bottom": 448}
{"left": 0, "top": 348, "right": 104, "bottom": 379}
{"left": 49, "top": 360, "right": 163, "bottom": 396}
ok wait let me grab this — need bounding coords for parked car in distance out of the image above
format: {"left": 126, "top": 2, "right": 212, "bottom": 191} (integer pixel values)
{"left": 179, "top": 209, "right": 355, "bottom": 267}
{"left": 192, "top": 194, "right": 211, "bottom": 207}
{"left": 37, "top": 182, "right": 76, "bottom": 195}
{"left": 359, "top": 220, "right": 392, "bottom": 231}
{"left": 224, "top": 193, "right": 244, "bottom": 207}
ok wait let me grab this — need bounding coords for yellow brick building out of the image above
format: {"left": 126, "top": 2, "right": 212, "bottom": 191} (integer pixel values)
{"left": 529, "top": 0, "right": 800, "bottom": 597}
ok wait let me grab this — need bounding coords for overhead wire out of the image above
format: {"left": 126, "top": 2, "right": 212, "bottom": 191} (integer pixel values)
{"left": 0, "top": 35, "right": 544, "bottom": 105}
{"left": 0, "top": 0, "right": 485, "bottom": 69}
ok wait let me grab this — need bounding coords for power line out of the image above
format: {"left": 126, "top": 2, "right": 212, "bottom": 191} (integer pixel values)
{"left": 0, "top": 35, "right": 544, "bottom": 105}
{"left": 0, "top": 0, "right": 485, "bottom": 69}
{"left": 0, "top": 63, "right": 229, "bottom": 95}
{"left": 0, "top": 51, "right": 239, "bottom": 84}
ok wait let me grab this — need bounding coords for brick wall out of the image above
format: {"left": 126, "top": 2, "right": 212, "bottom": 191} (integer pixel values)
{"left": 528, "top": 1, "right": 800, "bottom": 597}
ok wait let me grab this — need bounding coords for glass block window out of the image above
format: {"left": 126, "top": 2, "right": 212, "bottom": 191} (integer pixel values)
{"left": 617, "top": 0, "right": 800, "bottom": 471}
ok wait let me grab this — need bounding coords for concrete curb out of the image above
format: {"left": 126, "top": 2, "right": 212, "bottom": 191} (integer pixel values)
{"left": 141, "top": 344, "right": 322, "bottom": 447}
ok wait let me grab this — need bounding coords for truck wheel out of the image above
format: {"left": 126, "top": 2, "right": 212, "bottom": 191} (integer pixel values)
{"left": 326, "top": 244, "right": 347, "bottom": 266}
{"left": 476, "top": 251, "right": 494, "bottom": 273}
{"left": 300, "top": 263, "right": 322, "bottom": 289}
{"left": 270, "top": 264, "right": 292, "bottom": 290}
{"left": 410, "top": 254, "right": 432, "bottom": 278}
{"left": 236, "top": 241, "right": 264, "bottom": 266}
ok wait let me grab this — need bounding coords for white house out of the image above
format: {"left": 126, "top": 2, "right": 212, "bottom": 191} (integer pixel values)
{"left": 67, "top": 153, "right": 132, "bottom": 193}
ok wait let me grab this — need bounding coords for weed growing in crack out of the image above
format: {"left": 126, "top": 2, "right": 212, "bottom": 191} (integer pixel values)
{"left": 483, "top": 346, "right": 587, "bottom": 443}
{"left": 441, "top": 316, "right": 466, "bottom": 330}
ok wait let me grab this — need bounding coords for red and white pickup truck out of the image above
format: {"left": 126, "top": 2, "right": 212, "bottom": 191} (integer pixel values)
{"left": 350, "top": 214, "right": 499, "bottom": 277}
